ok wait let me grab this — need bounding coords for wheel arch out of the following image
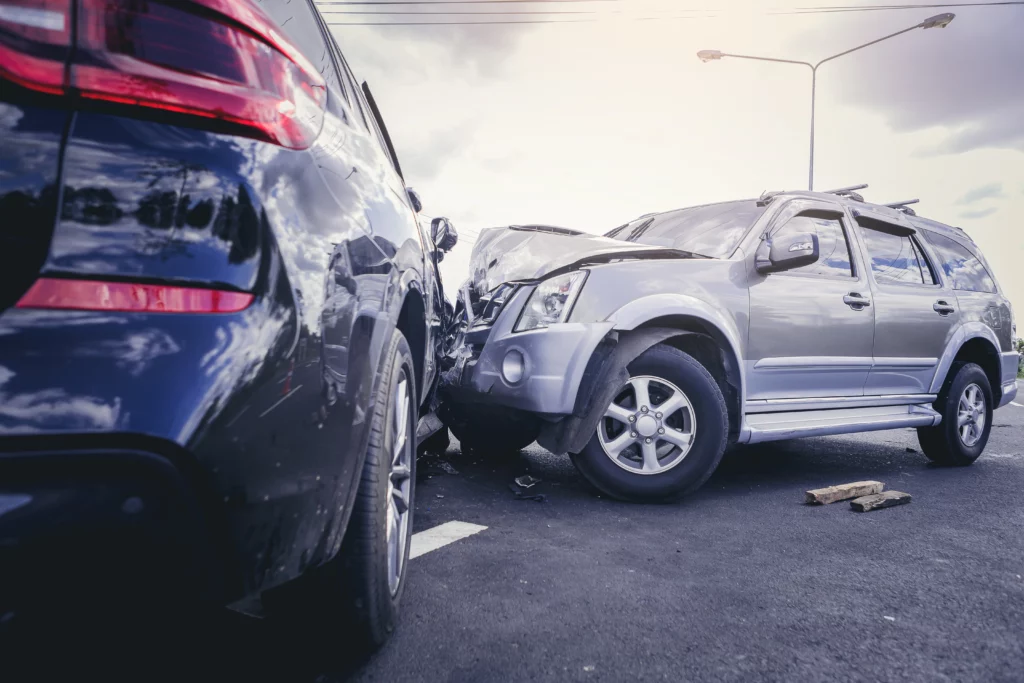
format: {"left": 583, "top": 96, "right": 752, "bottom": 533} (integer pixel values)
{"left": 932, "top": 323, "right": 1003, "bottom": 401}
{"left": 394, "top": 283, "right": 427, "bottom": 406}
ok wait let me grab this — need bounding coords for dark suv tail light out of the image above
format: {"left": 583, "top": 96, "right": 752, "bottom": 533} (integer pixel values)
{"left": 0, "top": 0, "right": 325, "bottom": 149}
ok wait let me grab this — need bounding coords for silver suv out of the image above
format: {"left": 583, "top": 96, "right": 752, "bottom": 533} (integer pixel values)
{"left": 442, "top": 185, "right": 1017, "bottom": 502}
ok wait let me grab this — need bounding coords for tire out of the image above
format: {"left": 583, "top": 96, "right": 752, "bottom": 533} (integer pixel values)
{"left": 265, "top": 328, "right": 417, "bottom": 654}
{"left": 917, "top": 361, "right": 993, "bottom": 466}
{"left": 571, "top": 344, "right": 728, "bottom": 502}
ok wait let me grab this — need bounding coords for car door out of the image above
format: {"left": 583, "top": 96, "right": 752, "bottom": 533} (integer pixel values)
{"left": 747, "top": 199, "right": 875, "bottom": 400}
{"left": 853, "top": 210, "right": 959, "bottom": 396}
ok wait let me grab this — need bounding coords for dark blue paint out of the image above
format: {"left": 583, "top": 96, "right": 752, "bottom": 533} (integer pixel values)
{"left": 0, "top": 25, "right": 441, "bottom": 606}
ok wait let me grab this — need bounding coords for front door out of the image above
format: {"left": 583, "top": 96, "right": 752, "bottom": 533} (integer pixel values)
{"left": 854, "top": 215, "right": 959, "bottom": 396}
{"left": 747, "top": 200, "right": 875, "bottom": 400}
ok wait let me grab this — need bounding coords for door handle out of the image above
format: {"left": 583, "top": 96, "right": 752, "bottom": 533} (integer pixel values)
{"left": 933, "top": 300, "right": 956, "bottom": 316}
{"left": 843, "top": 293, "right": 871, "bottom": 309}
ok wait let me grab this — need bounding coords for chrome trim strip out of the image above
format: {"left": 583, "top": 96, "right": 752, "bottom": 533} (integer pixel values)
{"left": 871, "top": 357, "right": 938, "bottom": 368}
{"left": 745, "top": 394, "right": 937, "bottom": 414}
{"left": 754, "top": 356, "right": 873, "bottom": 369}
{"left": 754, "top": 357, "right": 937, "bottom": 370}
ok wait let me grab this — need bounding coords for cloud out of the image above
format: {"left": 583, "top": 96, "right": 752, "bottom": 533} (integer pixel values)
{"left": 956, "top": 182, "right": 1004, "bottom": 205}
{"left": 959, "top": 206, "right": 998, "bottom": 220}
{"left": 794, "top": 5, "right": 1024, "bottom": 155}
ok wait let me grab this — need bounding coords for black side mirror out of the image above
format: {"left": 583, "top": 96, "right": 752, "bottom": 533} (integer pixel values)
{"left": 756, "top": 231, "right": 819, "bottom": 274}
{"left": 431, "top": 216, "right": 458, "bottom": 253}
{"left": 406, "top": 187, "right": 423, "bottom": 213}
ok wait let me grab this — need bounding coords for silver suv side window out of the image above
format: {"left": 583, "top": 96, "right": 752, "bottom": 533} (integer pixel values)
{"left": 859, "top": 228, "right": 936, "bottom": 285}
{"left": 772, "top": 215, "right": 853, "bottom": 278}
{"left": 924, "top": 232, "right": 997, "bottom": 293}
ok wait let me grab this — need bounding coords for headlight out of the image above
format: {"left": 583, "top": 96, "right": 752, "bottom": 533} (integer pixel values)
{"left": 514, "top": 271, "right": 587, "bottom": 332}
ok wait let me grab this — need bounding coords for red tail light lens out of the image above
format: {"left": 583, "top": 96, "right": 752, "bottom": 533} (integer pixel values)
{"left": 16, "top": 278, "right": 254, "bottom": 313}
{"left": 0, "top": 0, "right": 325, "bottom": 149}
{"left": 0, "top": 1, "right": 72, "bottom": 95}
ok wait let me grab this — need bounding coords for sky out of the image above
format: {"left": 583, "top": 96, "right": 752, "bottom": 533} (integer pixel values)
{"left": 320, "top": 0, "right": 1024, "bottom": 315}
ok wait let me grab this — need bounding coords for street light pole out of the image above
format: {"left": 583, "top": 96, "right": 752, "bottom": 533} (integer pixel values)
{"left": 697, "top": 13, "right": 955, "bottom": 191}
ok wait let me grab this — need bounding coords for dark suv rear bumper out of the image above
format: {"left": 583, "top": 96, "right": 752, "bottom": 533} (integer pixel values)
{"left": 0, "top": 445, "right": 227, "bottom": 624}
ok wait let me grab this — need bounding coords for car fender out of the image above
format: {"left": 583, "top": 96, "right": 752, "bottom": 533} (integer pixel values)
{"left": 608, "top": 293, "right": 747, "bottom": 415}
{"left": 929, "top": 322, "right": 1002, "bottom": 394}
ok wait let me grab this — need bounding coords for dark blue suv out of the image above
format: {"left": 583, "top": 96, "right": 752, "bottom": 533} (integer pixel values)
{"left": 0, "top": 0, "right": 454, "bottom": 652}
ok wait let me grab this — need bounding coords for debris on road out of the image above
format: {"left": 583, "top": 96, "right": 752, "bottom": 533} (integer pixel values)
{"left": 515, "top": 474, "right": 542, "bottom": 488}
{"left": 508, "top": 483, "right": 547, "bottom": 502}
{"left": 851, "top": 491, "right": 912, "bottom": 512}
{"left": 419, "top": 454, "right": 459, "bottom": 478}
{"left": 883, "top": 615, "right": 896, "bottom": 622}
{"left": 805, "top": 481, "right": 884, "bottom": 505}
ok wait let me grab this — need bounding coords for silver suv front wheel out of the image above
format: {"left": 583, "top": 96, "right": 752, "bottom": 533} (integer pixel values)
{"left": 572, "top": 343, "right": 729, "bottom": 502}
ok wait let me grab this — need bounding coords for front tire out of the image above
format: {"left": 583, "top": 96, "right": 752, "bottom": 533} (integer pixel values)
{"left": 917, "top": 361, "right": 992, "bottom": 466}
{"left": 571, "top": 344, "right": 728, "bottom": 502}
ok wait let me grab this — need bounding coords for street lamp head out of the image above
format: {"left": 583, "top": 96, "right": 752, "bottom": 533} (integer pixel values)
{"left": 920, "top": 13, "right": 955, "bottom": 29}
{"left": 697, "top": 49, "right": 723, "bottom": 62}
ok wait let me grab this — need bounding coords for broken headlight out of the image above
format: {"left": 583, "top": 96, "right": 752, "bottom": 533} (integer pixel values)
{"left": 514, "top": 271, "right": 587, "bottom": 332}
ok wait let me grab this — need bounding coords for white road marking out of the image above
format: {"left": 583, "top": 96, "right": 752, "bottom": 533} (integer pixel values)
{"left": 258, "top": 384, "right": 304, "bottom": 418}
{"left": 1011, "top": 402, "right": 1024, "bottom": 408}
{"left": 410, "top": 520, "right": 487, "bottom": 560}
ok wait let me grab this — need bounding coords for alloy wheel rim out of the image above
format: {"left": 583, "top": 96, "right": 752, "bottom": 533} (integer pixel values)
{"left": 957, "top": 382, "right": 986, "bottom": 448}
{"left": 597, "top": 375, "right": 696, "bottom": 475}
{"left": 386, "top": 373, "right": 413, "bottom": 596}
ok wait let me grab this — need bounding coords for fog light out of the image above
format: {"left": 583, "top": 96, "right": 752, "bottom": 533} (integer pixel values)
{"left": 502, "top": 350, "right": 525, "bottom": 384}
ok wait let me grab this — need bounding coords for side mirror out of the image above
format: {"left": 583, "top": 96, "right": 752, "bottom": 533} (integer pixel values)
{"left": 431, "top": 216, "right": 458, "bottom": 253}
{"left": 756, "top": 231, "right": 819, "bottom": 274}
{"left": 406, "top": 187, "right": 423, "bottom": 213}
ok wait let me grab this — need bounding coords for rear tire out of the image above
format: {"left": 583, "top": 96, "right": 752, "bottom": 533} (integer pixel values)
{"left": 265, "top": 328, "right": 417, "bottom": 655}
{"left": 917, "top": 361, "right": 992, "bottom": 466}
{"left": 571, "top": 344, "right": 728, "bottom": 502}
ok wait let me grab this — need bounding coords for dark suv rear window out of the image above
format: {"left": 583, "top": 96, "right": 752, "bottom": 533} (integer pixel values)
{"left": 923, "top": 232, "right": 997, "bottom": 293}
{"left": 607, "top": 201, "right": 766, "bottom": 259}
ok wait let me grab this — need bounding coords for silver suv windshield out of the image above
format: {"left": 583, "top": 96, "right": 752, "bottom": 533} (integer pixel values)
{"left": 605, "top": 200, "right": 767, "bottom": 258}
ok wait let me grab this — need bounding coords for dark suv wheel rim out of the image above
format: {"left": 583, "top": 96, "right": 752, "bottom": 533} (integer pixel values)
{"left": 957, "top": 382, "right": 986, "bottom": 448}
{"left": 386, "top": 373, "right": 413, "bottom": 596}
{"left": 597, "top": 375, "right": 696, "bottom": 475}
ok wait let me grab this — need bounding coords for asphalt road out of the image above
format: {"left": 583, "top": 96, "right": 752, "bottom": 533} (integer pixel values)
{"left": 14, "top": 386, "right": 1023, "bottom": 683}
{"left": 352, "top": 386, "right": 1024, "bottom": 683}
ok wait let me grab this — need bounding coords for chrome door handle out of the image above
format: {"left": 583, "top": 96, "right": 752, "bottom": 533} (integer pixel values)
{"left": 843, "top": 293, "right": 871, "bottom": 309}
{"left": 933, "top": 300, "right": 956, "bottom": 316}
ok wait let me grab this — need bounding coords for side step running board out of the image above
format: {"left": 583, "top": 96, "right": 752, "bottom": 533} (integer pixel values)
{"left": 744, "top": 404, "right": 941, "bottom": 444}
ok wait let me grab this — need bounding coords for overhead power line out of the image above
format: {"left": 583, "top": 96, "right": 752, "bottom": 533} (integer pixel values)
{"left": 321, "top": 1, "right": 1023, "bottom": 24}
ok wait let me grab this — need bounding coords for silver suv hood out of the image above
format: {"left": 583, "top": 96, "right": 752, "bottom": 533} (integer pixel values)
{"left": 468, "top": 225, "right": 703, "bottom": 295}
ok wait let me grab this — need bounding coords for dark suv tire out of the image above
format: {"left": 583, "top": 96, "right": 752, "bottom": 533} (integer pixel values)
{"left": 571, "top": 344, "right": 728, "bottom": 502}
{"left": 264, "top": 328, "right": 417, "bottom": 654}
{"left": 917, "top": 361, "right": 993, "bottom": 466}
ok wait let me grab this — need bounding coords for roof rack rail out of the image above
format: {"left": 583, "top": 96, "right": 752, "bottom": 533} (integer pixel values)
{"left": 823, "top": 183, "right": 868, "bottom": 202}
{"left": 883, "top": 199, "right": 919, "bottom": 216}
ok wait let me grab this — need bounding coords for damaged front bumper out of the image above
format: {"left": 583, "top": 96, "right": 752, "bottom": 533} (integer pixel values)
{"left": 445, "top": 286, "right": 614, "bottom": 416}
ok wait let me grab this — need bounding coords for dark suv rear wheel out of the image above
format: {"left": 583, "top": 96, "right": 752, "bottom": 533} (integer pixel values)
{"left": 571, "top": 344, "right": 728, "bottom": 502}
{"left": 917, "top": 361, "right": 993, "bottom": 466}
{"left": 265, "top": 328, "right": 416, "bottom": 654}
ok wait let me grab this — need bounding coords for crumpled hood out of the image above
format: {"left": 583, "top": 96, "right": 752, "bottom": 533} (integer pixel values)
{"left": 467, "top": 225, "right": 701, "bottom": 295}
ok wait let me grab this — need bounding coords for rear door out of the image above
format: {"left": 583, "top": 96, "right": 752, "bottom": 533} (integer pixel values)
{"left": 853, "top": 210, "right": 957, "bottom": 396}
{"left": 747, "top": 199, "right": 875, "bottom": 400}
